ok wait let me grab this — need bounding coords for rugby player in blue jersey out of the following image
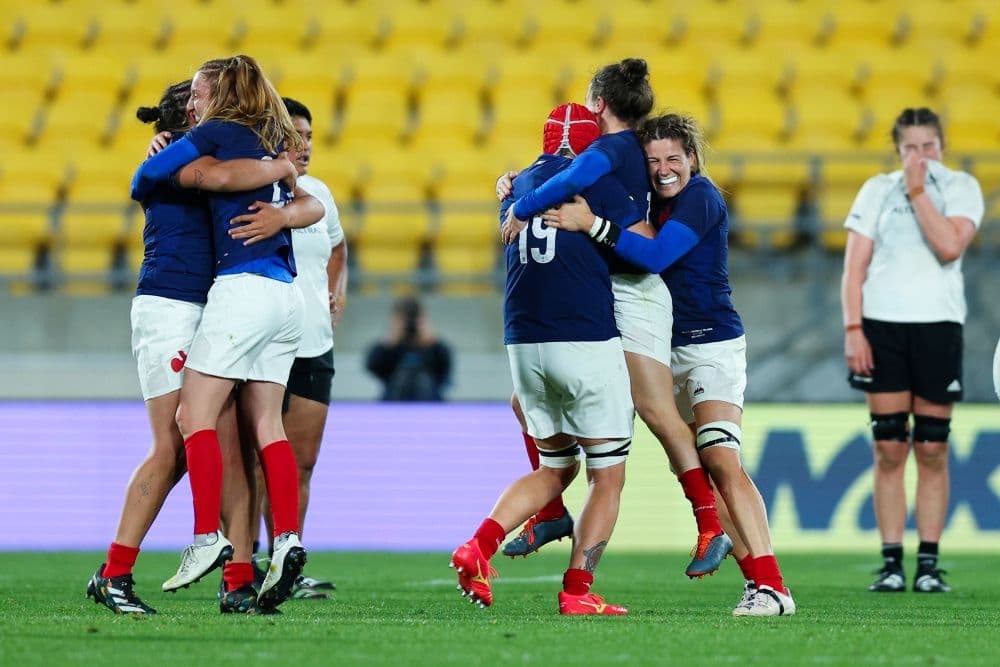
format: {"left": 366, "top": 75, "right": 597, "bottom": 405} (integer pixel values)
{"left": 451, "top": 103, "right": 644, "bottom": 615}
{"left": 88, "top": 79, "right": 318, "bottom": 615}
{"left": 498, "top": 60, "right": 731, "bottom": 578}
{"left": 543, "top": 113, "right": 796, "bottom": 617}
{"left": 130, "top": 55, "right": 320, "bottom": 612}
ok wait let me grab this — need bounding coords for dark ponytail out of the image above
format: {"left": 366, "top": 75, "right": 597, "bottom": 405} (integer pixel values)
{"left": 136, "top": 79, "right": 192, "bottom": 135}
{"left": 891, "top": 107, "right": 944, "bottom": 149}
{"left": 589, "top": 58, "right": 654, "bottom": 127}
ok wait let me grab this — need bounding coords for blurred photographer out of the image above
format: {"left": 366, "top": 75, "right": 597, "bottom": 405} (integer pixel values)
{"left": 365, "top": 297, "right": 453, "bottom": 402}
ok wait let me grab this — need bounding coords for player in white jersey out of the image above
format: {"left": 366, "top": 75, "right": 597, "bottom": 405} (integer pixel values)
{"left": 842, "top": 107, "right": 983, "bottom": 594}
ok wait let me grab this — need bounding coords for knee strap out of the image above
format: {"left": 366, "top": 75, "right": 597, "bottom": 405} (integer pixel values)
{"left": 696, "top": 421, "right": 741, "bottom": 452}
{"left": 537, "top": 441, "right": 581, "bottom": 469}
{"left": 912, "top": 415, "right": 950, "bottom": 443}
{"left": 870, "top": 412, "right": 910, "bottom": 442}
{"left": 584, "top": 439, "right": 631, "bottom": 469}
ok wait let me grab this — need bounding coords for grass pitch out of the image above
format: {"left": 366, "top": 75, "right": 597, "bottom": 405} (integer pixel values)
{"left": 1, "top": 550, "right": 997, "bottom": 666}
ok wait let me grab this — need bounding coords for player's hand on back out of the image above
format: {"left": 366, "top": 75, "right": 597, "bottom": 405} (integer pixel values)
{"left": 496, "top": 171, "right": 518, "bottom": 201}
{"left": 228, "top": 202, "right": 291, "bottom": 246}
{"left": 501, "top": 206, "right": 528, "bottom": 245}
{"left": 147, "top": 132, "right": 171, "bottom": 157}
{"left": 540, "top": 195, "right": 594, "bottom": 233}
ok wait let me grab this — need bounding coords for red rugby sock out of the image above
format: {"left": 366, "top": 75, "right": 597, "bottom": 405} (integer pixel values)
{"left": 103, "top": 543, "right": 140, "bottom": 578}
{"left": 737, "top": 554, "right": 754, "bottom": 581}
{"left": 751, "top": 555, "right": 785, "bottom": 593}
{"left": 223, "top": 561, "right": 255, "bottom": 592}
{"left": 184, "top": 429, "right": 222, "bottom": 535}
{"left": 678, "top": 468, "right": 723, "bottom": 535}
{"left": 474, "top": 518, "right": 506, "bottom": 560}
{"left": 260, "top": 440, "right": 300, "bottom": 536}
{"left": 562, "top": 568, "right": 594, "bottom": 596}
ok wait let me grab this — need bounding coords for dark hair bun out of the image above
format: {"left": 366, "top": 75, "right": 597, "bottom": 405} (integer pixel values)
{"left": 619, "top": 58, "right": 649, "bottom": 84}
{"left": 136, "top": 106, "right": 162, "bottom": 124}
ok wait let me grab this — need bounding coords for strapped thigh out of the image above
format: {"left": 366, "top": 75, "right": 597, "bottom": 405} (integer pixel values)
{"left": 537, "top": 441, "right": 581, "bottom": 469}
{"left": 583, "top": 439, "right": 631, "bottom": 469}
{"left": 696, "top": 421, "right": 741, "bottom": 453}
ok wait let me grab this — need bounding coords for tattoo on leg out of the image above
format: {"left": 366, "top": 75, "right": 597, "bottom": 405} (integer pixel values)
{"left": 583, "top": 541, "right": 607, "bottom": 572}
{"left": 139, "top": 479, "right": 151, "bottom": 497}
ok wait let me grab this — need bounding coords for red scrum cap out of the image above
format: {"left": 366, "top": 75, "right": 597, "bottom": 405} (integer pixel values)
{"left": 543, "top": 103, "right": 601, "bottom": 156}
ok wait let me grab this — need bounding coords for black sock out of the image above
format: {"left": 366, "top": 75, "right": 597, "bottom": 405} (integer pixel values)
{"left": 881, "top": 543, "right": 904, "bottom": 572}
{"left": 917, "top": 541, "right": 939, "bottom": 571}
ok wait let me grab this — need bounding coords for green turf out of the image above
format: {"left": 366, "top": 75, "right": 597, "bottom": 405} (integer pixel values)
{"left": 1, "top": 551, "right": 997, "bottom": 666}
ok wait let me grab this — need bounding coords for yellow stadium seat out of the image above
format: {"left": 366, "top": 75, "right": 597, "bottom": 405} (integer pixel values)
{"left": 601, "top": 3, "right": 674, "bottom": 51}
{"left": 490, "top": 77, "right": 557, "bottom": 144}
{"left": 711, "top": 83, "right": 792, "bottom": 151}
{"left": 787, "top": 87, "right": 866, "bottom": 151}
{"left": 817, "top": 1, "right": 906, "bottom": 50}
{"left": 378, "top": 1, "right": 462, "bottom": 51}
{"left": 308, "top": 1, "right": 386, "bottom": 51}
{"left": 745, "top": 3, "right": 827, "bottom": 52}
{"left": 360, "top": 179, "right": 430, "bottom": 248}
{"left": 732, "top": 186, "right": 801, "bottom": 249}
{"left": 737, "top": 157, "right": 814, "bottom": 190}
{"left": 519, "top": 3, "right": 609, "bottom": 52}
{"left": 7, "top": 3, "right": 95, "bottom": 52}
{"left": 336, "top": 84, "right": 412, "bottom": 151}
{"left": 92, "top": 3, "right": 168, "bottom": 52}
{"left": 783, "top": 47, "right": 861, "bottom": 96}
{"left": 157, "top": 5, "right": 240, "bottom": 56}
{"left": 435, "top": 245, "right": 498, "bottom": 275}
{"left": 943, "top": 87, "right": 1000, "bottom": 151}
{"left": 355, "top": 245, "right": 422, "bottom": 275}
{"left": 818, "top": 185, "right": 864, "bottom": 251}
{"left": 903, "top": 3, "right": 986, "bottom": 49}
{"left": 671, "top": 4, "right": 755, "bottom": 50}
{"left": 821, "top": 157, "right": 894, "bottom": 189}
{"left": 37, "top": 90, "right": 120, "bottom": 153}
{"left": 446, "top": 0, "right": 528, "bottom": 53}
{"left": 0, "top": 248, "right": 38, "bottom": 275}
{"left": 411, "top": 88, "right": 485, "bottom": 151}
{"left": 0, "top": 90, "right": 45, "bottom": 145}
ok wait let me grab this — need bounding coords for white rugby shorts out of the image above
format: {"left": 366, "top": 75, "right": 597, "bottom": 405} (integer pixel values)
{"left": 130, "top": 295, "right": 204, "bottom": 401}
{"left": 186, "top": 273, "right": 304, "bottom": 385}
{"left": 612, "top": 273, "right": 672, "bottom": 367}
{"left": 672, "top": 335, "right": 747, "bottom": 423}
{"left": 507, "top": 338, "right": 634, "bottom": 441}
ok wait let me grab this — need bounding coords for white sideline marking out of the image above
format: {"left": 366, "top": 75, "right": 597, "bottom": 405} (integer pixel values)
{"left": 410, "top": 574, "right": 562, "bottom": 587}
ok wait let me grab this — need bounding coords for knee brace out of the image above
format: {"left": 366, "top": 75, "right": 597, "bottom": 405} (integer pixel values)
{"left": 912, "top": 415, "right": 951, "bottom": 443}
{"left": 870, "top": 412, "right": 910, "bottom": 442}
{"left": 696, "top": 421, "right": 741, "bottom": 453}
{"left": 584, "top": 439, "right": 631, "bottom": 469}
{"left": 537, "top": 441, "right": 581, "bottom": 469}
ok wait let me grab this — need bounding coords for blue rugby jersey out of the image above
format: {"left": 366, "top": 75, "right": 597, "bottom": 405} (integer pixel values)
{"left": 132, "top": 120, "right": 296, "bottom": 280}
{"left": 184, "top": 121, "right": 295, "bottom": 279}
{"left": 502, "top": 154, "right": 645, "bottom": 345}
{"left": 655, "top": 175, "right": 744, "bottom": 347}
{"left": 135, "top": 136, "right": 213, "bottom": 304}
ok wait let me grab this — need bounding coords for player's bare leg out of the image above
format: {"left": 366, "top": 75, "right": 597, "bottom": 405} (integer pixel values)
{"left": 559, "top": 440, "right": 628, "bottom": 615}
{"left": 502, "top": 393, "right": 574, "bottom": 557}
{"left": 163, "top": 370, "right": 239, "bottom": 592}
{"left": 281, "top": 393, "right": 335, "bottom": 597}
{"left": 451, "top": 435, "right": 580, "bottom": 607}
{"left": 89, "top": 391, "right": 186, "bottom": 615}
{"left": 218, "top": 397, "right": 260, "bottom": 611}
{"left": 694, "top": 400, "right": 794, "bottom": 616}
{"left": 112, "top": 391, "right": 186, "bottom": 549}
{"left": 867, "top": 391, "right": 911, "bottom": 592}
{"left": 910, "top": 395, "right": 952, "bottom": 593}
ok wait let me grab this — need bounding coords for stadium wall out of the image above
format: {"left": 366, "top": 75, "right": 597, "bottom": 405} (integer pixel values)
{"left": 1, "top": 401, "right": 997, "bottom": 553}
